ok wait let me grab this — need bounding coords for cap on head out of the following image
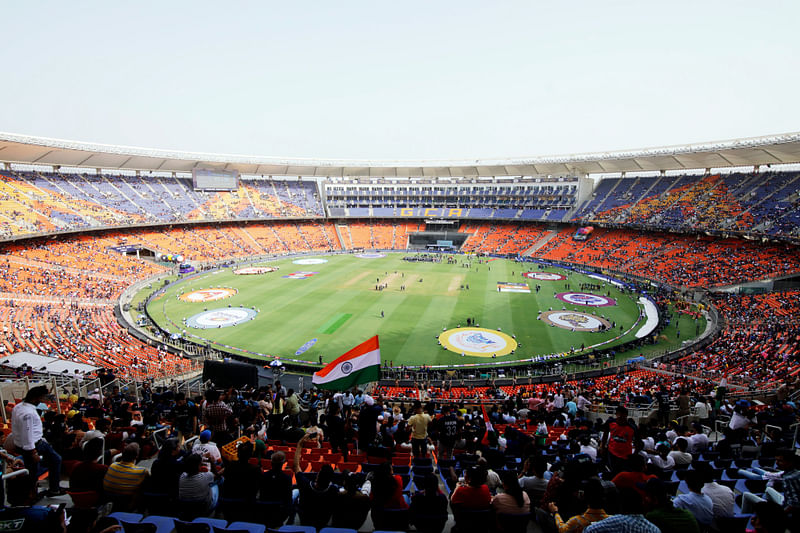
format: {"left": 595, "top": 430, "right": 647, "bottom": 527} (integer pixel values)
{"left": 200, "top": 429, "right": 212, "bottom": 442}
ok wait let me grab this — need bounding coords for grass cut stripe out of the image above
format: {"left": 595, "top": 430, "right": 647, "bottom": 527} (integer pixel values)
{"left": 318, "top": 313, "right": 353, "bottom": 334}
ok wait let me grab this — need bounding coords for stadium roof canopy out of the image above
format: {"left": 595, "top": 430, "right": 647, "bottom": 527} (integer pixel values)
{"left": 2, "top": 131, "right": 800, "bottom": 178}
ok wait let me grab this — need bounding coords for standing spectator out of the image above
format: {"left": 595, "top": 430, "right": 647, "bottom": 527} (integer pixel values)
{"left": 11, "top": 385, "right": 65, "bottom": 498}
{"left": 284, "top": 389, "right": 301, "bottom": 427}
{"left": 192, "top": 430, "right": 222, "bottom": 472}
{"left": 202, "top": 389, "right": 232, "bottom": 445}
{"left": 602, "top": 406, "right": 635, "bottom": 474}
{"left": 436, "top": 404, "right": 461, "bottom": 459}
{"left": 408, "top": 401, "right": 432, "bottom": 459}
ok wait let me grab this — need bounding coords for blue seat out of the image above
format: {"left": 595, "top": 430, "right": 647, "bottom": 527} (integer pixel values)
{"left": 141, "top": 516, "right": 176, "bottom": 533}
{"left": 110, "top": 512, "right": 144, "bottom": 523}
{"left": 193, "top": 517, "right": 228, "bottom": 529}
{"left": 225, "top": 522, "right": 266, "bottom": 533}
{"left": 274, "top": 526, "right": 316, "bottom": 533}
{"left": 496, "top": 512, "right": 532, "bottom": 533}
{"left": 175, "top": 520, "right": 211, "bottom": 533}
{"left": 372, "top": 508, "right": 410, "bottom": 531}
{"left": 715, "top": 514, "right": 753, "bottom": 533}
{"left": 120, "top": 521, "right": 157, "bottom": 533}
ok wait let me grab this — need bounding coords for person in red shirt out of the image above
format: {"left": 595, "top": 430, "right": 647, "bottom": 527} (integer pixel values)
{"left": 450, "top": 465, "right": 492, "bottom": 510}
{"left": 611, "top": 454, "right": 657, "bottom": 501}
{"left": 602, "top": 405, "right": 635, "bottom": 475}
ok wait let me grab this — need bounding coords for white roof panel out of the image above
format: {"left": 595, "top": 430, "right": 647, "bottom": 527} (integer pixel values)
{"left": 2, "top": 131, "right": 800, "bottom": 177}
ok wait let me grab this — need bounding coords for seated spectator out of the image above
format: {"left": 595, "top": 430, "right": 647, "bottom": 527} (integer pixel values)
{"left": 371, "top": 462, "right": 409, "bottom": 510}
{"left": 332, "top": 471, "right": 371, "bottom": 530}
{"left": 477, "top": 456, "right": 502, "bottom": 494}
{"left": 752, "top": 500, "right": 789, "bottom": 533}
{"left": 103, "top": 442, "right": 148, "bottom": 509}
{"left": 519, "top": 456, "right": 549, "bottom": 502}
{"left": 548, "top": 478, "right": 609, "bottom": 533}
{"left": 178, "top": 453, "right": 220, "bottom": 514}
{"left": 775, "top": 447, "right": 799, "bottom": 518}
{"left": 698, "top": 467, "right": 734, "bottom": 529}
{"left": 148, "top": 437, "right": 184, "bottom": 498}
{"left": 492, "top": 470, "right": 530, "bottom": 516}
{"left": 672, "top": 470, "right": 713, "bottom": 528}
{"left": 451, "top": 465, "right": 492, "bottom": 510}
{"left": 668, "top": 437, "right": 692, "bottom": 467}
{"left": 292, "top": 433, "right": 338, "bottom": 528}
{"left": 642, "top": 478, "right": 700, "bottom": 533}
{"left": 221, "top": 441, "right": 260, "bottom": 501}
{"left": 69, "top": 437, "right": 108, "bottom": 494}
{"left": 610, "top": 454, "right": 656, "bottom": 500}
{"left": 409, "top": 473, "right": 448, "bottom": 530}
{"left": 583, "top": 488, "right": 659, "bottom": 533}
{"left": 648, "top": 443, "right": 675, "bottom": 472}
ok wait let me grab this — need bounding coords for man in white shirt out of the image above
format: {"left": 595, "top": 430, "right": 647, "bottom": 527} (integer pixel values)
{"left": 192, "top": 430, "right": 222, "bottom": 471}
{"left": 701, "top": 479, "right": 735, "bottom": 530}
{"left": 11, "top": 386, "right": 65, "bottom": 497}
{"left": 688, "top": 423, "right": 710, "bottom": 453}
{"left": 668, "top": 437, "right": 693, "bottom": 467}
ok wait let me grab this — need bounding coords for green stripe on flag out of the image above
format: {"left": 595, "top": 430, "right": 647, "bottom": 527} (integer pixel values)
{"left": 317, "top": 313, "right": 352, "bottom": 334}
{"left": 314, "top": 364, "right": 380, "bottom": 391}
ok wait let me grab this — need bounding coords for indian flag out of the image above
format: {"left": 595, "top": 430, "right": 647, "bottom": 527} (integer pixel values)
{"left": 312, "top": 336, "right": 381, "bottom": 391}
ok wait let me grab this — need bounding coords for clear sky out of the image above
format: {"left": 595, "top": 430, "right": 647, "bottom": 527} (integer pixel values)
{"left": 1, "top": 1, "right": 798, "bottom": 160}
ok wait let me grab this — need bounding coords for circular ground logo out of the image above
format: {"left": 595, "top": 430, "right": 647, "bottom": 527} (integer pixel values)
{"left": 179, "top": 288, "right": 237, "bottom": 303}
{"left": 523, "top": 272, "right": 566, "bottom": 281}
{"left": 293, "top": 258, "right": 328, "bottom": 265}
{"left": 439, "top": 327, "right": 518, "bottom": 357}
{"left": 186, "top": 307, "right": 258, "bottom": 329}
{"left": 355, "top": 253, "right": 386, "bottom": 259}
{"left": 234, "top": 266, "right": 279, "bottom": 275}
{"left": 556, "top": 292, "right": 616, "bottom": 307}
{"left": 541, "top": 311, "right": 611, "bottom": 332}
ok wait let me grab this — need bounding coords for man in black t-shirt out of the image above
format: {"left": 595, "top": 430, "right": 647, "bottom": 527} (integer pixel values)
{"left": 172, "top": 393, "right": 199, "bottom": 438}
{"left": 437, "top": 404, "right": 462, "bottom": 459}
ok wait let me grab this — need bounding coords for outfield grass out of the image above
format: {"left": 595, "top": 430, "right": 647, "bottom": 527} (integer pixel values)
{"left": 144, "top": 254, "right": 663, "bottom": 368}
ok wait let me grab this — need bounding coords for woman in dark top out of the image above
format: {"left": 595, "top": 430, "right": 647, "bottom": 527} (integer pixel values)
{"left": 371, "top": 462, "right": 409, "bottom": 511}
{"left": 331, "top": 472, "right": 371, "bottom": 529}
{"left": 410, "top": 473, "right": 448, "bottom": 532}
{"left": 147, "top": 438, "right": 185, "bottom": 497}
{"left": 293, "top": 433, "right": 339, "bottom": 529}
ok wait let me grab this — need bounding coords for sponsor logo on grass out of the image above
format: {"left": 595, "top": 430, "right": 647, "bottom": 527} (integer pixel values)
{"left": 187, "top": 307, "right": 258, "bottom": 329}
{"left": 439, "top": 327, "right": 518, "bottom": 357}
{"left": 523, "top": 272, "right": 566, "bottom": 281}
{"left": 293, "top": 258, "right": 328, "bottom": 265}
{"left": 179, "top": 288, "right": 237, "bottom": 302}
{"left": 281, "top": 271, "right": 318, "bottom": 279}
{"left": 556, "top": 292, "right": 616, "bottom": 307}
{"left": 540, "top": 311, "right": 611, "bottom": 332}
{"left": 497, "top": 282, "right": 531, "bottom": 293}
{"left": 295, "top": 338, "right": 318, "bottom": 355}
{"left": 234, "top": 266, "right": 279, "bottom": 275}
{"left": 354, "top": 253, "right": 386, "bottom": 259}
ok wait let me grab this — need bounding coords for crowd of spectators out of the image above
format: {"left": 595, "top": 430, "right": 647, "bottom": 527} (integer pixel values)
{"left": 1, "top": 372, "right": 797, "bottom": 532}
